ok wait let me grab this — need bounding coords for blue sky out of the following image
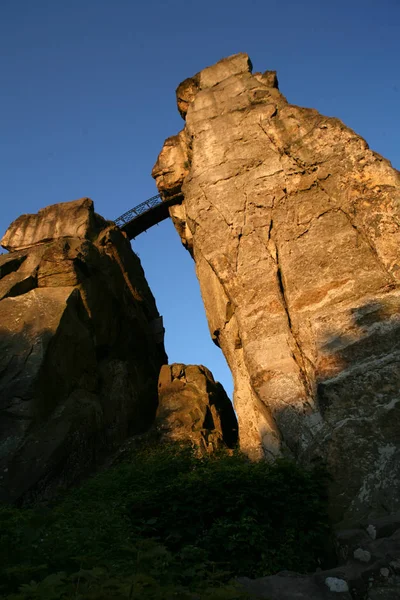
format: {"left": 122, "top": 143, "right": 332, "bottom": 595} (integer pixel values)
{"left": 1, "top": 0, "right": 399, "bottom": 399}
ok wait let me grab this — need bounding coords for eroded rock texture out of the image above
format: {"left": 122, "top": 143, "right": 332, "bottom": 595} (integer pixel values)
{"left": 153, "top": 53, "right": 400, "bottom": 522}
{"left": 156, "top": 363, "right": 238, "bottom": 451}
{"left": 240, "top": 512, "right": 400, "bottom": 599}
{"left": 0, "top": 198, "right": 167, "bottom": 503}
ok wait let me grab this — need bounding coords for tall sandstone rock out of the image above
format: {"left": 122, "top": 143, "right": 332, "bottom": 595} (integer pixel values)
{"left": 156, "top": 363, "right": 238, "bottom": 451}
{"left": 153, "top": 53, "right": 400, "bottom": 522}
{"left": 0, "top": 198, "right": 167, "bottom": 503}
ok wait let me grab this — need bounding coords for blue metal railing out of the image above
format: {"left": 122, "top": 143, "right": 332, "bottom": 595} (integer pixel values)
{"left": 115, "top": 194, "right": 162, "bottom": 228}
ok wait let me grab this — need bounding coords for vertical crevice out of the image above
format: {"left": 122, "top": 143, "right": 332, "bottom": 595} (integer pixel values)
{"left": 275, "top": 246, "right": 314, "bottom": 399}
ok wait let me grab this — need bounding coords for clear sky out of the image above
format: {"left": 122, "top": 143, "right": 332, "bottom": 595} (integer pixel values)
{"left": 1, "top": 0, "right": 399, "bottom": 399}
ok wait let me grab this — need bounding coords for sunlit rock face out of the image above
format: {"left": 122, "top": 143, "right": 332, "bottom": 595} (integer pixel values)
{"left": 153, "top": 53, "right": 400, "bottom": 522}
{"left": 0, "top": 198, "right": 167, "bottom": 504}
{"left": 156, "top": 363, "right": 238, "bottom": 451}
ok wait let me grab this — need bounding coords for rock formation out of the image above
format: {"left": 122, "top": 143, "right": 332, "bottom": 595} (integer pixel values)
{"left": 0, "top": 198, "right": 167, "bottom": 503}
{"left": 153, "top": 53, "right": 400, "bottom": 522}
{"left": 156, "top": 363, "right": 238, "bottom": 450}
{"left": 240, "top": 512, "right": 400, "bottom": 599}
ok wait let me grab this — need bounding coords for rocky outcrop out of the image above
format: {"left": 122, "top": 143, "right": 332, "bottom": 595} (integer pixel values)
{"left": 1, "top": 198, "right": 101, "bottom": 252}
{"left": 156, "top": 363, "right": 238, "bottom": 450}
{"left": 239, "top": 513, "right": 400, "bottom": 599}
{"left": 0, "top": 198, "right": 167, "bottom": 503}
{"left": 153, "top": 53, "right": 400, "bottom": 522}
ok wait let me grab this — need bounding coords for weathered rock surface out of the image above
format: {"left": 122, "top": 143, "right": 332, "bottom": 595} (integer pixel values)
{"left": 156, "top": 363, "right": 238, "bottom": 450}
{"left": 238, "top": 571, "right": 352, "bottom": 599}
{"left": 0, "top": 198, "right": 167, "bottom": 503}
{"left": 239, "top": 514, "right": 400, "bottom": 599}
{"left": 153, "top": 53, "right": 400, "bottom": 522}
{"left": 1, "top": 197, "right": 105, "bottom": 252}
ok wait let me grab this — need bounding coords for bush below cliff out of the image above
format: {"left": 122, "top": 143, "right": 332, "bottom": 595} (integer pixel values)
{"left": 0, "top": 445, "right": 331, "bottom": 599}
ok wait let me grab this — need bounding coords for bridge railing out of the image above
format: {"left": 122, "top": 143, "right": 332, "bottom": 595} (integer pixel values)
{"left": 114, "top": 194, "right": 162, "bottom": 228}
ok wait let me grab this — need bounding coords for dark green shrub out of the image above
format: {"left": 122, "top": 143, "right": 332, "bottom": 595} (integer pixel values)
{"left": 125, "top": 448, "right": 331, "bottom": 576}
{"left": 0, "top": 444, "right": 331, "bottom": 598}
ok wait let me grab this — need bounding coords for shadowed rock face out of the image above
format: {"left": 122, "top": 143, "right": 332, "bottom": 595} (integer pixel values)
{"left": 240, "top": 512, "right": 400, "bottom": 599}
{"left": 0, "top": 198, "right": 167, "bottom": 504}
{"left": 156, "top": 363, "right": 238, "bottom": 451}
{"left": 153, "top": 53, "right": 400, "bottom": 522}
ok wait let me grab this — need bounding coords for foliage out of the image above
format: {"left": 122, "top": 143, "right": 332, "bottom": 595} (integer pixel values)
{"left": 0, "top": 444, "right": 331, "bottom": 599}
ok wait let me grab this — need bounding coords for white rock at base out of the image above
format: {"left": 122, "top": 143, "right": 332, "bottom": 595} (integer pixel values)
{"left": 325, "top": 577, "right": 349, "bottom": 593}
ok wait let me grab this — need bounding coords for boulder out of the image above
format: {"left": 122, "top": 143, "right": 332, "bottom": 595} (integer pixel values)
{"left": 153, "top": 53, "right": 400, "bottom": 522}
{"left": 1, "top": 197, "right": 107, "bottom": 251}
{"left": 238, "top": 572, "right": 352, "bottom": 599}
{"left": 156, "top": 363, "right": 238, "bottom": 451}
{"left": 239, "top": 514, "right": 400, "bottom": 598}
{"left": 0, "top": 198, "right": 167, "bottom": 503}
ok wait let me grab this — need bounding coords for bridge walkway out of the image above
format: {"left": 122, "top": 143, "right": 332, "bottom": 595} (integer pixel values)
{"left": 115, "top": 193, "right": 182, "bottom": 240}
